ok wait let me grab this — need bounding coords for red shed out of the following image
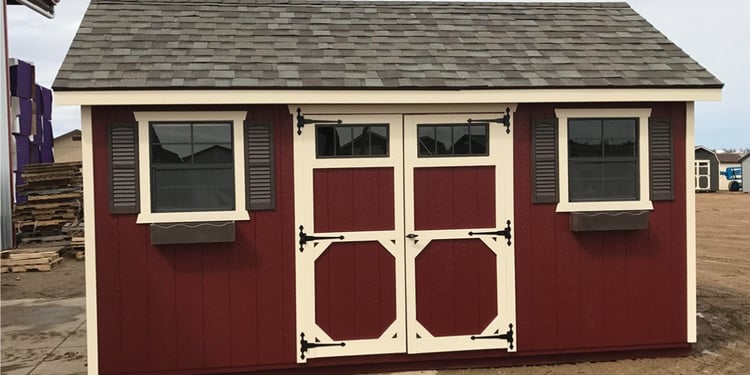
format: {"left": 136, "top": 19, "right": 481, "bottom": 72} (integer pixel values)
{"left": 53, "top": 1, "right": 722, "bottom": 374}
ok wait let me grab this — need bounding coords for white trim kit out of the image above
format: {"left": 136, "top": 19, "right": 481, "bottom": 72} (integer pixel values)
{"left": 686, "top": 102, "right": 697, "bottom": 343}
{"left": 81, "top": 106, "right": 99, "bottom": 375}
{"left": 55, "top": 88, "right": 722, "bottom": 106}
{"left": 554, "top": 108, "right": 654, "bottom": 213}
{"left": 132, "top": 111, "right": 249, "bottom": 224}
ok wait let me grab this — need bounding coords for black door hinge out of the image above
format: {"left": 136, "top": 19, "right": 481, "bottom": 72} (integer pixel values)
{"left": 298, "top": 225, "right": 344, "bottom": 252}
{"left": 296, "top": 108, "right": 342, "bottom": 135}
{"left": 468, "top": 220, "right": 512, "bottom": 246}
{"left": 468, "top": 107, "right": 512, "bottom": 134}
{"left": 470, "top": 323, "right": 514, "bottom": 350}
{"left": 300, "top": 332, "right": 345, "bottom": 360}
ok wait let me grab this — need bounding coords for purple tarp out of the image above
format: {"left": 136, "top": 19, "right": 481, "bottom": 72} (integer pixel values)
{"left": 10, "top": 60, "right": 35, "bottom": 99}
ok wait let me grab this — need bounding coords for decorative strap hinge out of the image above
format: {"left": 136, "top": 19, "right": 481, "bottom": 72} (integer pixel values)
{"left": 300, "top": 332, "right": 345, "bottom": 360}
{"left": 298, "top": 225, "right": 345, "bottom": 252}
{"left": 468, "top": 220, "right": 512, "bottom": 246}
{"left": 468, "top": 107, "right": 512, "bottom": 134}
{"left": 296, "top": 108, "right": 342, "bottom": 135}
{"left": 470, "top": 323, "right": 514, "bottom": 350}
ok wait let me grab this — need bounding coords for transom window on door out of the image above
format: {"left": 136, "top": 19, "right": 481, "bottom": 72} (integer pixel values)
{"left": 418, "top": 123, "right": 488, "bottom": 157}
{"left": 150, "top": 122, "right": 234, "bottom": 212}
{"left": 555, "top": 108, "right": 652, "bottom": 212}
{"left": 568, "top": 118, "right": 638, "bottom": 202}
{"left": 316, "top": 124, "right": 389, "bottom": 157}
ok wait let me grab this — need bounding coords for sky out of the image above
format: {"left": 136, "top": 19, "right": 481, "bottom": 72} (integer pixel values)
{"left": 6, "top": 0, "right": 749, "bottom": 150}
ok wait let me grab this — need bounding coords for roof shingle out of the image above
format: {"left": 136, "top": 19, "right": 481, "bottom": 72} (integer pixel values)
{"left": 53, "top": 0, "right": 723, "bottom": 90}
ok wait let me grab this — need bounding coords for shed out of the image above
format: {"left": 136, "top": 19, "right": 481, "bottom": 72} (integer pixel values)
{"left": 716, "top": 152, "right": 743, "bottom": 191}
{"left": 741, "top": 154, "right": 750, "bottom": 192}
{"left": 695, "top": 146, "right": 720, "bottom": 192}
{"left": 53, "top": 1, "right": 723, "bottom": 374}
{"left": 52, "top": 129, "right": 82, "bottom": 163}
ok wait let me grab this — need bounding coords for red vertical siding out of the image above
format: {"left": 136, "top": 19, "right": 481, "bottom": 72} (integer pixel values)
{"left": 93, "top": 105, "right": 296, "bottom": 374}
{"left": 93, "top": 102, "right": 689, "bottom": 374}
{"left": 513, "top": 102, "right": 688, "bottom": 353}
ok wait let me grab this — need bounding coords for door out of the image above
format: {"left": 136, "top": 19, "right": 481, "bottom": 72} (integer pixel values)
{"left": 294, "top": 110, "right": 515, "bottom": 362}
{"left": 695, "top": 160, "right": 710, "bottom": 191}
{"left": 403, "top": 114, "right": 516, "bottom": 354}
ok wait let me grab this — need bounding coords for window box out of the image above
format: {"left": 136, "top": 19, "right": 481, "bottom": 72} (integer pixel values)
{"left": 150, "top": 221, "right": 235, "bottom": 245}
{"left": 569, "top": 210, "right": 649, "bottom": 232}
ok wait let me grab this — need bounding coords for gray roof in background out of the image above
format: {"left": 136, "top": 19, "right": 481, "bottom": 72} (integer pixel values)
{"left": 53, "top": 0, "right": 723, "bottom": 91}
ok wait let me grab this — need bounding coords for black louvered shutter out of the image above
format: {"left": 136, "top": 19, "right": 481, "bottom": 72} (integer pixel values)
{"left": 245, "top": 121, "right": 275, "bottom": 210}
{"left": 532, "top": 119, "right": 559, "bottom": 203}
{"left": 108, "top": 122, "right": 139, "bottom": 214}
{"left": 649, "top": 118, "right": 674, "bottom": 200}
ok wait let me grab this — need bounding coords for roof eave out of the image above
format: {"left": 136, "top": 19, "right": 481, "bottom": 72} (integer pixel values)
{"left": 53, "top": 87, "right": 723, "bottom": 107}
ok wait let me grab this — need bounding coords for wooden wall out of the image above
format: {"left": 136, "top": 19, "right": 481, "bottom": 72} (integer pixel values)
{"left": 91, "top": 102, "right": 689, "bottom": 374}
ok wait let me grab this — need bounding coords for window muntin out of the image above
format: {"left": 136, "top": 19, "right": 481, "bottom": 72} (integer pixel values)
{"left": 316, "top": 124, "right": 389, "bottom": 158}
{"left": 149, "top": 122, "right": 234, "bottom": 212}
{"left": 568, "top": 118, "right": 638, "bottom": 202}
{"left": 418, "top": 123, "right": 488, "bottom": 157}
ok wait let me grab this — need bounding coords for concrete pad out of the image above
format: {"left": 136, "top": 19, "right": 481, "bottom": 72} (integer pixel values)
{"left": 31, "top": 346, "right": 87, "bottom": 375}
{"left": 1, "top": 297, "right": 87, "bottom": 375}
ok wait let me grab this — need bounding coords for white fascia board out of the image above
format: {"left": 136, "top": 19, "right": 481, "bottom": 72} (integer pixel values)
{"left": 54, "top": 88, "right": 723, "bottom": 106}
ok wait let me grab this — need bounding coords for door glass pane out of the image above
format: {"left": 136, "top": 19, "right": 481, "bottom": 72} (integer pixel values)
{"left": 452, "top": 125, "right": 470, "bottom": 154}
{"left": 470, "top": 125, "right": 487, "bottom": 155}
{"left": 435, "top": 126, "right": 452, "bottom": 155}
{"left": 418, "top": 126, "right": 436, "bottom": 156}
{"left": 336, "top": 127, "right": 354, "bottom": 156}
{"left": 370, "top": 126, "right": 388, "bottom": 155}
{"left": 351, "top": 126, "right": 369, "bottom": 155}
{"left": 317, "top": 124, "right": 389, "bottom": 158}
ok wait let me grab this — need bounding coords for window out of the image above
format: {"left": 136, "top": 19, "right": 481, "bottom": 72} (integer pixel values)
{"left": 150, "top": 122, "right": 234, "bottom": 212}
{"left": 316, "top": 124, "right": 388, "bottom": 157}
{"left": 134, "top": 111, "right": 249, "bottom": 224}
{"left": 418, "top": 123, "right": 488, "bottom": 157}
{"left": 555, "top": 109, "right": 653, "bottom": 212}
{"left": 568, "top": 118, "right": 638, "bottom": 202}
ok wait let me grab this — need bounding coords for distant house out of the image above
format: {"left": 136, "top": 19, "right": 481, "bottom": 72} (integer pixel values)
{"left": 52, "top": 129, "right": 82, "bottom": 163}
{"left": 716, "top": 152, "right": 743, "bottom": 190}
{"left": 54, "top": 1, "right": 722, "bottom": 374}
{"left": 695, "top": 146, "right": 720, "bottom": 192}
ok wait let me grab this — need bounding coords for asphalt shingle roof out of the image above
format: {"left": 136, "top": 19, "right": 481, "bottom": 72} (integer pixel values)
{"left": 53, "top": 0, "right": 723, "bottom": 91}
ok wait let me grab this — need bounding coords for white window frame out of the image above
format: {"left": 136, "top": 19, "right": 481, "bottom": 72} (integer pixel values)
{"left": 555, "top": 108, "right": 653, "bottom": 213}
{"left": 134, "top": 111, "right": 249, "bottom": 224}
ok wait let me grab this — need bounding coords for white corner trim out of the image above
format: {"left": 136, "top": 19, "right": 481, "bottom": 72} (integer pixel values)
{"left": 132, "top": 111, "right": 249, "bottom": 224}
{"left": 55, "top": 88, "right": 723, "bottom": 106}
{"left": 555, "top": 108, "right": 653, "bottom": 213}
{"left": 686, "top": 102, "right": 697, "bottom": 343}
{"left": 81, "top": 106, "right": 99, "bottom": 375}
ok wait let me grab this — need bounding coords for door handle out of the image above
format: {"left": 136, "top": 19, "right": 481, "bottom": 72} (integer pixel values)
{"left": 405, "top": 233, "right": 418, "bottom": 239}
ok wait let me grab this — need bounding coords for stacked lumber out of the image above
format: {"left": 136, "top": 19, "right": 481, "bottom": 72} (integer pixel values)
{"left": 11, "top": 162, "right": 84, "bottom": 264}
{"left": 1, "top": 247, "right": 64, "bottom": 273}
{"left": 65, "top": 223, "right": 85, "bottom": 260}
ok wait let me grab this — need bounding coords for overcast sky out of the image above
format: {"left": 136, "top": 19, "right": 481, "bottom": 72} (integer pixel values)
{"left": 7, "top": 0, "right": 748, "bottom": 150}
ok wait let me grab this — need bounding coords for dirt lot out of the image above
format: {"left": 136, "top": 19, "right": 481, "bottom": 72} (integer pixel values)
{"left": 2, "top": 193, "right": 749, "bottom": 374}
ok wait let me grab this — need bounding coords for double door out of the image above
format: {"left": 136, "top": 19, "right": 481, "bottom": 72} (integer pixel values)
{"left": 293, "top": 111, "right": 515, "bottom": 362}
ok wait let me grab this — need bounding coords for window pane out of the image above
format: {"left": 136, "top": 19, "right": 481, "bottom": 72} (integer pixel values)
{"left": 193, "top": 123, "right": 231, "bottom": 144}
{"left": 152, "top": 144, "right": 190, "bottom": 163}
{"left": 192, "top": 143, "right": 233, "bottom": 163}
{"left": 569, "top": 162, "right": 603, "bottom": 201}
{"left": 603, "top": 119, "right": 637, "bottom": 157}
{"left": 152, "top": 168, "right": 234, "bottom": 212}
{"left": 602, "top": 161, "right": 638, "bottom": 199}
{"left": 418, "top": 126, "right": 436, "bottom": 156}
{"left": 569, "top": 119, "right": 602, "bottom": 157}
{"left": 151, "top": 123, "right": 190, "bottom": 143}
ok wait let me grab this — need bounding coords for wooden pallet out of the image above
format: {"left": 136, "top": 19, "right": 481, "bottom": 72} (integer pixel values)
{"left": 1, "top": 249, "right": 63, "bottom": 273}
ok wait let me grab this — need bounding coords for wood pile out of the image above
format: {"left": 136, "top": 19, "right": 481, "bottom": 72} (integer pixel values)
{"left": 1, "top": 246, "right": 64, "bottom": 273}
{"left": 10, "top": 162, "right": 85, "bottom": 269}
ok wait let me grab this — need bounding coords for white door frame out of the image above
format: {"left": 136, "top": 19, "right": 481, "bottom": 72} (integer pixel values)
{"left": 695, "top": 160, "right": 710, "bottom": 191}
